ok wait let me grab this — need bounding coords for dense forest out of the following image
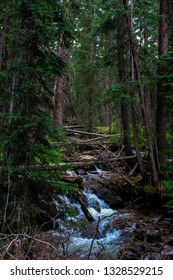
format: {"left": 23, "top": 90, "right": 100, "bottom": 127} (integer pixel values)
{"left": 0, "top": 0, "right": 173, "bottom": 260}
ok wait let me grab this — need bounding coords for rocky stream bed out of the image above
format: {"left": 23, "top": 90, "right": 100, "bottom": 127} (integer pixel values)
{"left": 47, "top": 166, "right": 173, "bottom": 260}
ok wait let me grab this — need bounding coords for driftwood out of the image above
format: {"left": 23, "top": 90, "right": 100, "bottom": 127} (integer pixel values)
{"left": 64, "top": 125, "right": 85, "bottom": 129}
{"left": 71, "top": 136, "right": 114, "bottom": 144}
{"left": 75, "top": 196, "right": 94, "bottom": 222}
{"left": 16, "top": 155, "right": 136, "bottom": 171}
{"left": 94, "top": 143, "right": 136, "bottom": 186}
{"left": 60, "top": 175, "right": 83, "bottom": 185}
{"left": 129, "top": 162, "right": 139, "bottom": 176}
{"left": 65, "top": 128, "right": 118, "bottom": 138}
{"left": 68, "top": 155, "right": 136, "bottom": 168}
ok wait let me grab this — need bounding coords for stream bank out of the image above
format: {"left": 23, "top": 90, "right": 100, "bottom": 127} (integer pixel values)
{"left": 48, "top": 130, "right": 173, "bottom": 260}
{"left": 2, "top": 130, "right": 172, "bottom": 260}
{"left": 52, "top": 166, "right": 173, "bottom": 260}
{"left": 2, "top": 164, "right": 172, "bottom": 260}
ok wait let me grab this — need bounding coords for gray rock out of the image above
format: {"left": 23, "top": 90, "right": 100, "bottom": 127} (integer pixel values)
{"left": 146, "top": 230, "right": 161, "bottom": 243}
{"left": 76, "top": 169, "right": 86, "bottom": 175}
{"left": 93, "top": 187, "right": 123, "bottom": 208}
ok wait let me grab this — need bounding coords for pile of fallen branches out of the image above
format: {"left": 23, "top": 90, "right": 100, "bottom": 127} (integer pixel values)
{"left": 0, "top": 232, "right": 69, "bottom": 260}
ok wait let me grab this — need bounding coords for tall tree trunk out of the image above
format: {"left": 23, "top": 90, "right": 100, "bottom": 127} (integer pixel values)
{"left": 117, "top": 4, "right": 132, "bottom": 156}
{"left": 54, "top": 32, "right": 70, "bottom": 126}
{"left": 0, "top": 0, "right": 10, "bottom": 71}
{"left": 123, "top": 0, "right": 159, "bottom": 186}
{"left": 155, "top": 0, "right": 169, "bottom": 164}
{"left": 131, "top": 100, "right": 147, "bottom": 180}
{"left": 100, "top": 67, "right": 111, "bottom": 127}
{"left": 86, "top": 31, "right": 96, "bottom": 132}
{"left": 0, "top": 0, "right": 10, "bottom": 127}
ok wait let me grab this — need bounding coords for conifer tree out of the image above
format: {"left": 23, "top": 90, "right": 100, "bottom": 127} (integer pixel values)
{"left": 0, "top": 0, "right": 72, "bottom": 231}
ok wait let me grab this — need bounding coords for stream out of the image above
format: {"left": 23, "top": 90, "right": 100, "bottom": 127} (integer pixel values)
{"left": 55, "top": 188, "right": 132, "bottom": 259}
{"left": 52, "top": 168, "right": 173, "bottom": 260}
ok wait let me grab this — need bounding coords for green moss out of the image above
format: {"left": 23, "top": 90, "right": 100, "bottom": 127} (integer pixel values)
{"left": 143, "top": 184, "right": 158, "bottom": 195}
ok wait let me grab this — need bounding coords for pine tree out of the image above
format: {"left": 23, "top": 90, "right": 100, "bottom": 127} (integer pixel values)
{"left": 70, "top": 0, "right": 100, "bottom": 130}
{"left": 0, "top": 0, "right": 73, "bottom": 231}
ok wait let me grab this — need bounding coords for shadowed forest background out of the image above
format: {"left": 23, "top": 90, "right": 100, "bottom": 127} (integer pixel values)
{"left": 0, "top": 0, "right": 173, "bottom": 260}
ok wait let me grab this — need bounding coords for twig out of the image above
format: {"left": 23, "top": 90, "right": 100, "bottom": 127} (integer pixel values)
{"left": 117, "top": 145, "right": 125, "bottom": 157}
{"left": 98, "top": 149, "right": 135, "bottom": 186}
{"left": 61, "top": 233, "right": 71, "bottom": 257}
{"left": 0, "top": 234, "right": 60, "bottom": 255}
{"left": 2, "top": 170, "right": 11, "bottom": 231}
{"left": 0, "top": 235, "right": 19, "bottom": 260}
{"left": 95, "top": 242, "right": 105, "bottom": 259}
{"left": 87, "top": 212, "right": 117, "bottom": 260}
{"left": 129, "top": 162, "right": 138, "bottom": 176}
{"left": 96, "top": 143, "right": 135, "bottom": 186}
{"left": 87, "top": 217, "right": 101, "bottom": 259}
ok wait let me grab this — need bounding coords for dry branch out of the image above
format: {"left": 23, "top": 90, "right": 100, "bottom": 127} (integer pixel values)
{"left": 64, "top": 125, "right": 85, "bottom": 129}
{"left": 13, "top": 155, "right": 136, "bottom": 172}
{"left": 94, "top": 143, "right": 136, "bottom": 186}
{"left": 75, "top": 197, "right": 94, "bottom": 222}
{"left": 129, "top": 163, "right": 138, "bottom": 176}
{"left": 65, "top": 128, "right": 118, "bottom": 138}
{"left": 60, "top": 175, "right": 83, "bottom": 185}
{"left": 71, "top": 135, "right": 115, "bottom": 144}
{"left": 68, "top": 155, "right": 136, "bottom": 168}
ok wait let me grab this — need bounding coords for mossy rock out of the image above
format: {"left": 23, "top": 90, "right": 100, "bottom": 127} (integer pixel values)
{"left": 143, "top": 185, "right": 159, "bottom": 195}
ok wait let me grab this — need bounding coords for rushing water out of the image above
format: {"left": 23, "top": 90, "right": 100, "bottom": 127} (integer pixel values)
{"left": 51, "top": 166, "right": 173, "bottom": 260}
{"left": 54, "top": 187, "right": 135, "bottom": 259}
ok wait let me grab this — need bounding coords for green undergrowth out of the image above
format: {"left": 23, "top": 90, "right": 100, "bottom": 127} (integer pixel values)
{"left": 162, "top": 180, "right": 173, "bottom": 208}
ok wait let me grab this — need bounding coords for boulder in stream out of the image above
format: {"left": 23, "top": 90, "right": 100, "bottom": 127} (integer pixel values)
{"left": 92, "top": 187, "right": 123, "bottom": 209}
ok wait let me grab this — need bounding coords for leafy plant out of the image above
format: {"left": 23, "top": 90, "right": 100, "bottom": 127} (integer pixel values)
{"left": 163, "top": 180, "right": 173, "bottom": 208}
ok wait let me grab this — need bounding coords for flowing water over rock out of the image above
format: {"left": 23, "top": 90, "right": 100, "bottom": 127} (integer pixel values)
{"left": 52, "top": 167, "right": 173, "bottom": 260}
{"left": 54, "top": 188, "right": 136, "bottom": 259}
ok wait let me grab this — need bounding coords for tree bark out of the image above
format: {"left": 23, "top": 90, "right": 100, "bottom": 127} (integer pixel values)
{"left": 11, "top": 155, "right": 137, "bottom": 171}
{"left": 100, "top": 67, "right": 111, "bottom": 127}
{"left": 53, "top": 32, "right": 70, "bottom": 126}
{"left": 65, "top": 128, "right": 117, "bottom": 137}
{"left": 0, "top": 0, "right": 10, "bottom": 71}
{"left": 75, "top": 196, "right": 94, "bottom": 222}
{"left": 0, "top": 0, "right": 10, "bottom": 127}
{"left": 117, "top": 1, "right": 132, "bottom": 156}
{"left": 123, "top": 0, "right": 159, "bottom": 186}
{"left": 155, "top": 0, "right": 169, "bottom": 163}
{"left": 87, "top": 33, "right": 96, "bottom": 132}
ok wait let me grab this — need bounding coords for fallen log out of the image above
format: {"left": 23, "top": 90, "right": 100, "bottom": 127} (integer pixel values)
{"left": 76, "top": 196, "right": 94, "bottom": 222}
{"left": 15, "top": 155, "right": 136, "bottom": 171}
{"left": 68, "top": 155, "right": 136, "bottom": 168}
{"left": 65, "top": 128, "right": 119, "bottom": 138}
{"left": 95, "top": 143, "right": 135, "bottom": 186}
{"left": 60, "top": 175, "right": 83, "bottom": 185}
{"left": 71, "top": 136, "right": 115, "bottom": 144}
{"left": 64, "top": 125, "right": 85, "bottom": 129}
